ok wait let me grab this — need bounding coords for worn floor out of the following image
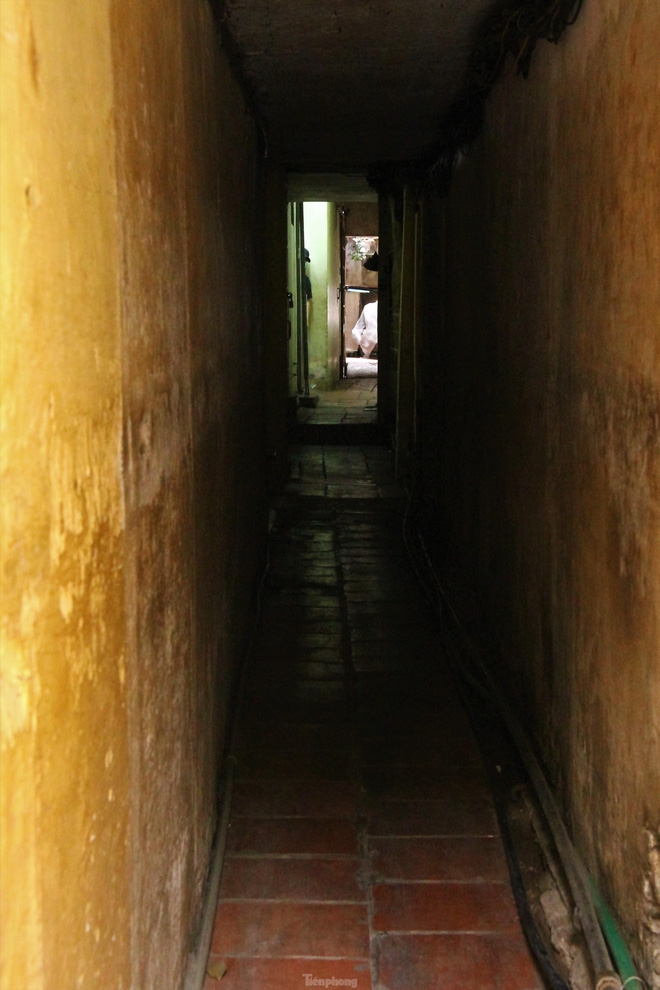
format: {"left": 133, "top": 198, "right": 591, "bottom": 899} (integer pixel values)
{"left": 297, "top": 361, "right": 378, "bottom": 426}
{"left": 205, "top": 444, "right": 543, "bottom": 990}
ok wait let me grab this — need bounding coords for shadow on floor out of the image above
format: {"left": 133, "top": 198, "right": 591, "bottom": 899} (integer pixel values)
{"left": 204, "top": 445, "right": 544, "bottom": 990}
{"left": 291, "top": 360, "right": 386, "bottom": 445}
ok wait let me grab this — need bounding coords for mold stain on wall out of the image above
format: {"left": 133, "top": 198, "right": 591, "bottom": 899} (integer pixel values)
{"left": 2, "top": 0, "right": 268, "bottom": 986}
{"left": 419, "top": 0, "right": 660, "bottom": 980}
{"left": 1, "top": 1, "right": 130, "bottom": 987}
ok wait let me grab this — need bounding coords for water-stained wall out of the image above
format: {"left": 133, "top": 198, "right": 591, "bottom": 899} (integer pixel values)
{"left": 1, "top": 1, "right": 266, "bottom": 987}
{"left": 1, "top": 3, "right": 129, "bottom": 986}
{"left": 420, "top": 0, "right": 660, "bottom": 979}
{"left": 111, "top": 1, "right": 265, "bottom": 984}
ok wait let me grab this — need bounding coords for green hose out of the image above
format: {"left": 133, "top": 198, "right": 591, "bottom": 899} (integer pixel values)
{"left": 402, "top": 505, "right": 648, "bottom": 990}
{"left": 588, "top": 876, "right": 646, "bottom": 989}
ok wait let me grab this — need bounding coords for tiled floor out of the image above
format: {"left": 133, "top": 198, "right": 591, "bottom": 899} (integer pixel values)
{"left": 297, "top": 360, "right": 378, "bottom": 426}
{"left": 204, "top": 444, "right": 543, "bottom": 990}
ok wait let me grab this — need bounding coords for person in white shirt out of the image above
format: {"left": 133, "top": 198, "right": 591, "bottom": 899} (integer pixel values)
{"left": 350, "top": 300, "right": 378, "bottom": 358}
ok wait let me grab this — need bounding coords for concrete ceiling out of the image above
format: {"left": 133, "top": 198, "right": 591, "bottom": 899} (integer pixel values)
{"left": 287, "top": 172, "right": 377, "bottom": 202}
{"left": 224, "top": 0, "right": 502, "bottom": 169}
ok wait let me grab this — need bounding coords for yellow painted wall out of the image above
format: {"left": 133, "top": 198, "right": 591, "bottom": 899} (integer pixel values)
{"left": 420, "top": 0, "right": 660, "bottom": 979}
{"left": 111, "top": 2, "right": 265, "bottom": 982}
{"left": 1, "top": 1, "right": 267, "bottom": 986}
{"left": 1, "top": 2, "right": 129, "bottom": 986}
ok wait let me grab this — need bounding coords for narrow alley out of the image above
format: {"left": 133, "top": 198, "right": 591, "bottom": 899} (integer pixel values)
{"left": 1, "top": 1, "right": 658, "bottom": 989}
{"left": 204, "top": 442, "right": 542, "bottom": 989}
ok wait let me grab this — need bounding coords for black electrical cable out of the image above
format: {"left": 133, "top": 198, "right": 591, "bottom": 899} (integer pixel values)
{"left": 422, "top": 0, "right": 587, "bottom": 191}
{"left": 401, "top": 501, "right": 574, "bottom": 990}
{"left": 492, "top": 775, "right": 572, "bottom": 990}
{"left": 438, "top": 625, "right": 572, "bottom": 990}
{"left": 403, "top": 480, "right": 624, "bottom": 987}
{"left": 184, "top": 531, "right": 272, "bottom": 990}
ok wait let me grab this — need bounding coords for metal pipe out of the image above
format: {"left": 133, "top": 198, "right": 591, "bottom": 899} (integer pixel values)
{"left": 481, "top": 670, "right": 622, "bottom": 990}
{"left": 183, "top": 540, "right": 271, "bottom": 990}
{"left": 588, "top": 877, "right": 646, "bottom": 989}
{"left": 401, "top": 503, "right": 624, "bottom": 989}
{"left": 183, "top": 758, "right": 236, "bottom": 990}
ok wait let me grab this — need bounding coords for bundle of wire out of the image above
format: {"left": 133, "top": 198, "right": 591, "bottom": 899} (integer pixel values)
{"left": 401, "top": 476, "right": 645, "bottom": 990}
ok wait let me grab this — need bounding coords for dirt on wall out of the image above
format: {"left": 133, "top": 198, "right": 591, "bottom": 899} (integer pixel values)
{"left": 0, "top": 2, "right": 129, "bottom": 987}
{"left": 345, "top": 202, "right": 379, "bottom": 237}
{"left": 1, "top": 1, "right": 268, "bottom": 987}
{"left": 420, "top": 0, "right": 660, "bottom": 982}
{"left": 110, "top": 0, "right": 266, "bottom": 986}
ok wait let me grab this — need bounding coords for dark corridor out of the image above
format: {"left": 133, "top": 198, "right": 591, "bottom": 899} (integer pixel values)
{"left": 203, "top": 444, "right": 543, "bottom": 990}
{"left": 2, "top": 3, "right": 657, "bottom": 988}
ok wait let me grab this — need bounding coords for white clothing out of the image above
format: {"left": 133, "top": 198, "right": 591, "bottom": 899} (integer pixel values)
{"left": 350, "top": 301, "right": 378, "bottom": 358}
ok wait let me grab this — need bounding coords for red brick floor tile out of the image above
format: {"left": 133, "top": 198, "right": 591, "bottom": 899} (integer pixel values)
{"left": 370, "top": 836, "right": 509, "bottom": 882}
{"left": 343, "top": 574, "right": 418, "bottom": 590}
{"left": 256, "top": 624, "right": 343, "bottom": 647}
{"left": 219, "top": 856, "right": 364, "bottom": 901}
{"left": 273, "top": 568, "right": 339, "bottom": 584}
{"left": 351, "top": 658, "right": 438, "bottom": 675}
{"left": 341, "top": 565, "right": 403, "bottom": 579}
{"left": 421, "top": 749, "right": 491, "bottom": 774}
{"left": 236, "top": 721, "right": 352, "bottom": 752}
{"left": 343, "top": 590, "right": 416, "bottom": 605}
{"left": 204, "top": 956, "right": 372, "bottom": 990}
{"left": 206, "top": 488, "right": 547, "bottom": 990}
{"left": 254, "top": 629, "right": 342, "bottom": 649}
{"left": 260, "top": 605, "right": 342, "bottom": 625}
{"left": 352, "top": 671, "right": 457, "bottom": 698}
{"left": 247, "top": 696, "right": 348, "bottom": 724}
{"left": 251, "top": 661, "right": 345, "bottom": 681}
{"left": 271, "top": 541, "right": 336, "bottom": 567}
{"left": 340, "top": 553, "right": 403, "bottom": 565}
{"left": 254, "top": 645, "right": 345, "bottom": 666}
{"left": 267, "top": 681, "right": 348, "bottom": 705}
{"left": 236, "top": 749, "right": 353, "bottom": 781}
{"left": 349, "top": 627, "right": 430, "bottom": 645}
{"left": 367, "top": 799, "right": 499, "bottom": 837}
{"left": 226, "top": 818, "right": 359, "bottom": 855}
{"left": 269, "top": 592, "right": 340, "bottom": 610}
{"left": 358, "top": 733, "right": 483, "bottom": 767}
{"left": 359, "top": 718, "right": 480, "bottom": 745}
{"left": 350, "top": 649, "right": 435, "bottom": 667}
{"left": 288, "top": 631, "right": 343, "bottom": 649}
{"left": 390, "top": 672, "right": 458, "bottom": 693}
{"left": 210, "top": 901, "right": 370, "bottom": 957}
{"left": 231, "top": 780, "right": 358, "bottom": 818}
{"left": 375, "top": 933, "right": 543, "bottom": 990}
{"left": 372, "top": 882, "right": 521, "bottom": 933}
{"left": 361, "top": 765, "right": 491, "bottom": 801}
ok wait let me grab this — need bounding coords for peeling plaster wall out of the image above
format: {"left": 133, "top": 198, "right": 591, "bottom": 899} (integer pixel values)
{"left": 420, "top": 0, "right": 660, "bottom": 979}
{"left": 0, "top": 2, "right": 129, "bottom": 987}
{"left": 110, "top": 1, "right": 264, "bottom": 987}
{"left": 344, "top": 202, "right": 378, "bottom": 238}
{"left": 1, "top": 1, "right": 265, "bottom": 987}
